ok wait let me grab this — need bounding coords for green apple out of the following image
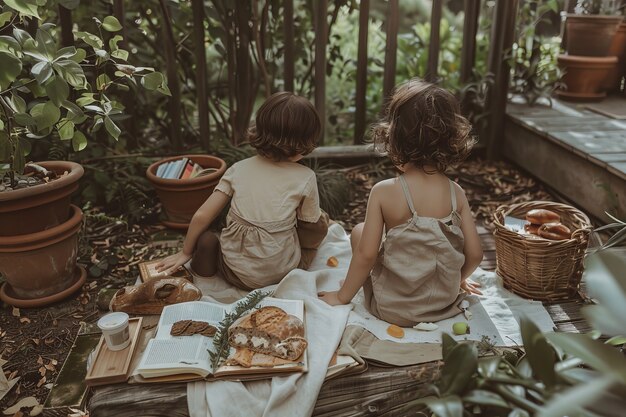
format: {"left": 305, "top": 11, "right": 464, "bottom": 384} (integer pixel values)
{"left": 452, "top": 322, "right": 469, "bottom": 335}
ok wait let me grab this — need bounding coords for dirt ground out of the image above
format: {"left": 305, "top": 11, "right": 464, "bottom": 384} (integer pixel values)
{"left": 0, "top": 156, "right": 557, "bottom": 416}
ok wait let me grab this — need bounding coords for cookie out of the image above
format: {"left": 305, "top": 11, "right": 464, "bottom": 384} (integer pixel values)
{"left": 171, "top": 320, "right": 192, "bottom": 336}
{"left": 200, "top": 325, "right": 217, "bottom": 337}
{"left": 186, "top": 321, "right": 210, "bottom": 335}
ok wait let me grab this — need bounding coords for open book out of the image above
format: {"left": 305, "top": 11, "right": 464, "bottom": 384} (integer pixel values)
{"left": 135, "top": 297, "right": 307, "bottom": 382}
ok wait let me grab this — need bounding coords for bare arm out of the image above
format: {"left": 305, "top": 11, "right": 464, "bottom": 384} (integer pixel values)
{"left": 320, "top": 185, "right": 385, "bottom": 305}
{"left": 456, "top": 185, "right": 483, "bottom": 291}
{"left": 156, "top": 191, "right": 231, "bottom": 274}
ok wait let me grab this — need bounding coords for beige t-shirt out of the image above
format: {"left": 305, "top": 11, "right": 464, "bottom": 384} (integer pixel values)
{"left": 214, "top": 155, "right": 321, "bottom": 223}
{"left": 213, "top": 156, "right": 322, "bottom": 288}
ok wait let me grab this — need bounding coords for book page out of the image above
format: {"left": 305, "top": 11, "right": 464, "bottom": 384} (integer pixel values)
{"left": 137, "top": 336, "right": 213, "bottom": 378}
{"left": 156, "top": 301, "right": 226, "bottom": 339}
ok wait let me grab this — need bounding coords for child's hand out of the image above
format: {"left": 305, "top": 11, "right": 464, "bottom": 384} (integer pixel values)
{"left": 156, "top": 251, "right": 192, "bottom": 275}
{"left": 318, "top": 291, "right": 347, "bottom": 306}
{"left": 461, "top": 279, "right": 482, "bottom": 295}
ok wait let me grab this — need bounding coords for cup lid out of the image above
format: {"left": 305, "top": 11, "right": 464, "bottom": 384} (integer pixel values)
{"left": 97, "top": 312, "right": 129, "bottom": 331}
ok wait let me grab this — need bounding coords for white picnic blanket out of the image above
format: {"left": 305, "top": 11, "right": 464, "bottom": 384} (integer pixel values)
{"left": 187, "top": 223, "right": 555, "bottom": 417}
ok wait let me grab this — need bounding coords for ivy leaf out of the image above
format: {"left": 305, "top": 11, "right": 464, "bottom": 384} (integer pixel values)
{"left": 520, "top": 316, "right": 558, "bottom": 387}
{"left": 53, "top": 59, "right": 87, "bottom": 88}
{"left": 71, "top": 130, "right": 87, "bottom": 151}
{"left": 0, "top": 131, "right": 11, "bottom": 161}
{"left": 70, "top": 47, "right": 86, "bottom": 63}
{"left": 62, "top": 100, "right": 85, "bottom": 123}
{"left": 109, "top": 35, "right": 123, "bottom": 50}
{"left": 57, "top": 119, "right": 74, "bottom": 140}
{"left": 54, "top": 46, "right": 77, "bottom": 61}
{"left": 0, "top": 12, "right": 13, "bottom": 27}
{"left": 14, "top": 112, "right": 35, "bottom": 127}
{"left": 11, "top": 92, "right": 26, "bottom": 113}
{"left": 101, "top": 16, "right": 122, "bottom": 32}
{"left": 32, "top": 60, "right": 53, "bottom": 84}
{"left": 104, "top": 116, "right": 120, "bottom": 140}
{"left": 5, "top": 0, "right": 40, "bottom": 19}
{"left": 74, "top": 31, "right": 103, "bottom": 50}
{"left": 439, "top": 342, "right": 478, "bottom": 395}
{"left": 12, "top": 28, "right": 32, "bottom": 46}
{"left": 31, "top": 101, "right": 61, "bottom": 130}
{"left": 141, "top": 71, "right": 163, "bottom": 90}
{"left": 96, "top": 73, "right": 111, "bottom": 91}
{"left": 0, "top": 35, "right": 21, "bottom": 53}
{"left": 75, "top": 93, "right": 96, "bottom": 107}
{"left": 111, "top": 49, "right": 129, "bottom": 61}
{"left": 0, "top": 119, "right": 4, "bottom": 131}
{"left": 45, "top": 76, "right": 69, "bottom": 106}
{"left": 0, "top": 51, "right": 22, "bottom": 89}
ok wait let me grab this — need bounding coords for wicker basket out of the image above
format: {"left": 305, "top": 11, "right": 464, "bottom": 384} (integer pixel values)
{"left": 493, "top": 201, "right": 592, "bottom": 301}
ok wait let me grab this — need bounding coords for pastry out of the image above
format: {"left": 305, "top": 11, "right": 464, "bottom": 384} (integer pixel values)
{"left": 525, "top": 209, "right": 560, "bottom": 225}
{"left": 538, "top": 222, "right": 572, "bottom": 240}
{"left": 170, "top": 320, "right": 217, "bottom": 337}
{"left": 110, "top": 277, "right": 202, "bottom": 315}
{"left": 228, "top": 306, "right": 307, "bottom": 361}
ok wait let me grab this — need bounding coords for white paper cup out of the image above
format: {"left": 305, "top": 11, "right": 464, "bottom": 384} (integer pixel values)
{"left": 97, "top": 312, "right": 130, "bottom": 351}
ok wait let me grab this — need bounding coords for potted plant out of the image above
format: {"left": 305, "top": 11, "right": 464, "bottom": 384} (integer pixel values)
{"left": 146, "top": 154, "right": 227, "bottom": 229}
{"left": 0, "top": 3, "right": 169, "bottom": 307}
{"left": 558, "top": 0, "right": 623, "bottom": 100}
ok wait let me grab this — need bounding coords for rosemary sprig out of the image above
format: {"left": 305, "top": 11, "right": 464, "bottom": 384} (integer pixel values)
{"left": 209, "top": 290, "right": 273, "bottom": 370}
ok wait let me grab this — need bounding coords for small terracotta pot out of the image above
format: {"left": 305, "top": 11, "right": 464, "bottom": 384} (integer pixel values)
{"left": 0, "top": 161, "right": 84, "bottom": 236}
{"left": 566, "top": 14, "right": 622, "bottom": 57}
{"left": 557, "top": 54, "right": 618, "bottom": 101}
{"left": 605, "top": 21, "right": 626, "bottom": 91}
{"left": 0, "top": 205, "right": 84, "bottom": 306}
{"left": 146, "top": 155, "right": 227, "bottom": 228}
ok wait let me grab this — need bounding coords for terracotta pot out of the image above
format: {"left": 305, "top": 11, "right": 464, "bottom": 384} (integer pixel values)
{"left": 146, "top": 155, "right": 227, "bottom": 228}
{"left": 0, "top": 161, "right": 84, "bottom": 236}
{"left": 557, "top": 54, "right": 618, "bottom": 101}
{"left": 605, "top": 21, "right": 626, "bottom": 90}
{"left": 0, "top": 205, "right": 85, "bottom": 307}
{"left": 566, "top": 14, "right": 622, "bottom": 57}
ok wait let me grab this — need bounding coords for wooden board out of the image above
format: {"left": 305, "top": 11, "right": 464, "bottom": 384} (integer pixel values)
{"left": 85, "top": 317, "right": 143, "bottom": 387}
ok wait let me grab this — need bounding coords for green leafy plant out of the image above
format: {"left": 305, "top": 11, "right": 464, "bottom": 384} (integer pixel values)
{"left": 209, "top": 290, "right": 273, "bottom": 370}
{"left": 509, "top": 0, "right": 563, "bottom": 106}
{"left": 0, "top": 1, "right": 168, "bottom": 187}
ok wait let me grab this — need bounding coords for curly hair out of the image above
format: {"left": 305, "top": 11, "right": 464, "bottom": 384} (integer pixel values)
{"left": 372, "top": 78, "right": 475, "bottom": 173}
{"left": 248, "top": 92, "right": 321, "bottom": 161}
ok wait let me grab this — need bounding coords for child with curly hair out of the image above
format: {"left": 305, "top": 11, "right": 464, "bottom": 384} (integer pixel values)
{"left": 320, "top": 79, "right": 483, "bottom": 326}
{"left": 157, "top": 92, "right": 329, "bottom": 290}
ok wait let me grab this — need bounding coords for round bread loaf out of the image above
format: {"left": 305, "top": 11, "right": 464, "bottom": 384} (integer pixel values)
{"left": 228, "top": 306, "right": 307, "bottom": 361}
{"left": 526, "top": 209, "right": 560, "bottom": 225}
{"left": 538, "top": 222, "right": 571, "bottom": 240}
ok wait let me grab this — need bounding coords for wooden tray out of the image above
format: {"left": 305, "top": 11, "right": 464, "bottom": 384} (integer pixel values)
{"left": 85, "top": 317, "right": 143, "bottom": 386}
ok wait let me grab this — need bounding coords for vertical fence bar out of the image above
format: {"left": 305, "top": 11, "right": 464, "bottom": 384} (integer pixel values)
{"left": 158, "top": 0, "right": 182, "bottom": 149}
{"left": 382, "top": 0, "right": 399, "bottom": 101}
{"left": 284, "top": 0, "right": 295, "bottom": 92}
{"left": 426, "top": 0, "right": 443, "bottom": 82}
{"left": 192, "top": 0, "right": 210, "bottom": 150}
{"left": 460, "top": 0, "right": 481, "bottom": 84}
{"left": 354, "top": 0, "right": 369, "bottom": 144}
{"left": 58, "top": 5, "right": 73, "bottom": 47}
{"left": 314, "top": 0, "right": 328, "bottom": 142}
{"left": 113, "top": 0, "right": 128, "bottom": 50}
{"left": 485, "top": 0, "right": 519, "bottom": 159}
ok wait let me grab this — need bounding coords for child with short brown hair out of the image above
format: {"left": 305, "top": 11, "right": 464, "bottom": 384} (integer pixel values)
{"left": 158, "top": 92, "right": 329, "bottom": 289}
{"left": 320, "top": 79, "right": 483, "bottom": 326}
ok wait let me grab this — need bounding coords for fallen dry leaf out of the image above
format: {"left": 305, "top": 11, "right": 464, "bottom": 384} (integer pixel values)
{"left": 18, "top": 317, "right": 30, "bottom": 324}
{"left": 36, "top": 376, "right": 46, "bottom": 388}
{"left": 11, "top": 308, "right": 19, "bottom": 318}
{"left": 326, "top": 256, "right": 339, "bottom": 267}
{"left": 3, "top": 396, "right": 40, "bottom": 415}
{"left": 36, "top": 356, "right": 43, "bottom": 366}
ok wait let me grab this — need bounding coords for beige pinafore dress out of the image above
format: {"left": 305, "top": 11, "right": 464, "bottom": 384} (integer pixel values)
{"left": 363, "top": 175, "right": 466, "bottom": 327}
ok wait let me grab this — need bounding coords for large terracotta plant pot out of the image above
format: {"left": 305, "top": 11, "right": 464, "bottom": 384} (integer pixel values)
{"left": 0, "top": 161, "right": 84, "bottom": 236}
{"left": 557, "top": 54, "right": 618, "bottom": 101}
{"left": 146, "top": 155, "right": 227, "bottom": 229}
{"left": 0, "top": 204, "right": 86, "bottom": 308}
{"left": 566, "top": 14, "right": 622, "bottom": 57}
{"left": 604, "top": 21, "right": 626, "bottom": 91}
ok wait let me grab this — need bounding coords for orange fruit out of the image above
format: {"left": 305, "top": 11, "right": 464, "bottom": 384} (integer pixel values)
{"left": 326, "top": 256, "right": 339, "bottom": 267}
{"left": 386, "top": 324, "right": 404, "bottom": 338}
